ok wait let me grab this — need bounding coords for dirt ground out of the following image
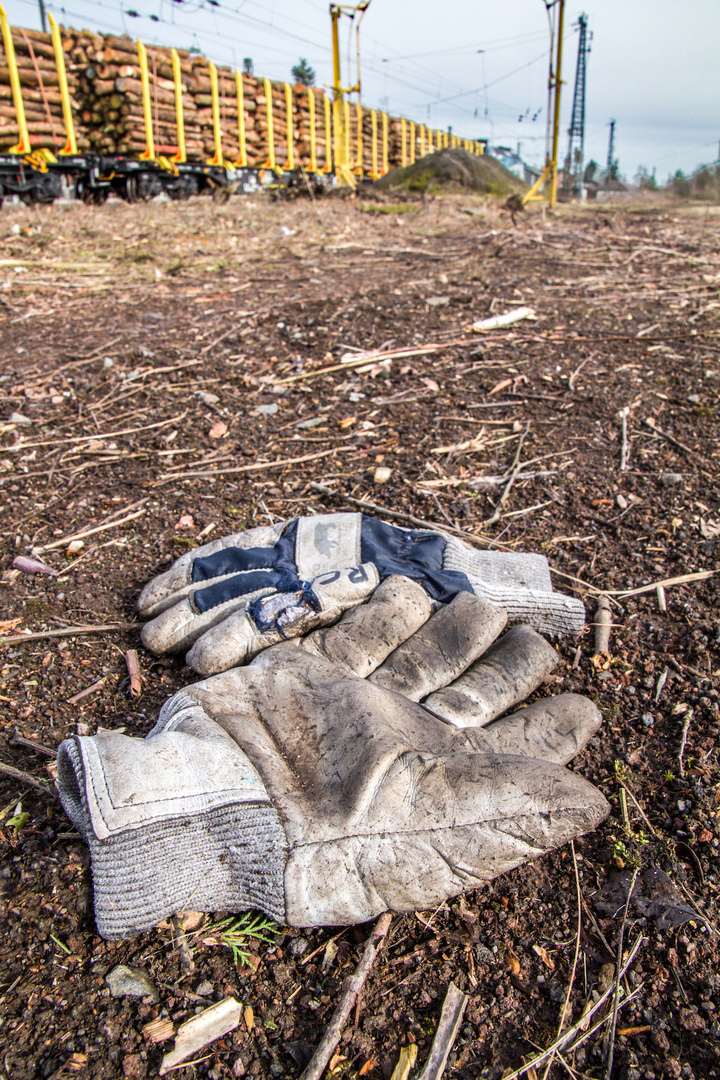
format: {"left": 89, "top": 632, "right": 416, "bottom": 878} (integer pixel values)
{"left": 0, "top": 187, "right": 719, "bottom": 1080}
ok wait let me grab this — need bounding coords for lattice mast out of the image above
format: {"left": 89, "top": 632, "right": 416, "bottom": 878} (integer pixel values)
{"left": 562, "top": 13, "right": 589, "bottom": 195}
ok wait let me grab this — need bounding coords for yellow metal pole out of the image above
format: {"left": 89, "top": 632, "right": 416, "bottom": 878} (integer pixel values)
{"left": 208, "top": 61, "right": 223, "bottom": 165}
{"left": 355, "top": 100, "right": 363, "bottom": 174}
{"left": 549, "top": 0, "right": 565, "bottom": 208}
{"left": 263, "top": 77, "right": 276, "bottom": 170}
{"left": 419, "top": 123, "right": 425, "bottom": 157}
{"left": 235, "top": 69, "right": 247, "bottom": 167}
{"left": 381, "top": 111, "right": 388, "bottom": 175}
{"left": 370, "top": 109, "right": 378, "bottom": 178}
{"left": 409, "top": 121, "right": 415, "bottom": 164}
{"left": 427, "top": 127, "right": 433, "bottom": 153}
{"left": 343, "top": 98, "right": 350, "bottom": 170}
{"left": 322, "top": 92, "right": 332, "bottom": 172}
{"left": 308, "top": 88, "right": 317, "bottom": 172}
{"left": 284, "top": 82, "right": 295, "bottom": 170}
{"left": 137, "top": 41, "right": 155, "bottom": 160}
{"left": 49, "top": 14, "right": 77, "bottom": 155}
{"left": 170, "top": 48, "right": 186, "bottom": 163}
{"left": 0, "top": 5, "right": 30, "bottom": 153}
{"left": 330, "top": 5, "right": 345, "bottom": 178}
{"left": 400, "top": 117, "right": 406, "bottom": 166}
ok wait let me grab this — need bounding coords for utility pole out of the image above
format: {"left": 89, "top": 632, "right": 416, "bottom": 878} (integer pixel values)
{"left": 606, "top": 119, "right": 616, "bottom": 176}
{"left": 562, "top": 13, "right": 589, "bottom": 197}
{"left": 548, "top": 0, "right": 565, "bottom": 207}
{"left": 38, "top": 0, "right": 47, "bottom": 32}
{"left": 517, "top": 0, "right": 567, "bottom": 209}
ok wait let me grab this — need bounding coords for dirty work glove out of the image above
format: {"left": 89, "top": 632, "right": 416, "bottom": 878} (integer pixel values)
{"left": 58, "top": 578, "right": 608, "bottom": 939}
{"left": 138, "top": 512, "right": 585, "bottom": 674}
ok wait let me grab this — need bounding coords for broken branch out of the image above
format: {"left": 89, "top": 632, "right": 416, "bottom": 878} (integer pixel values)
{"left": 299, "top": 912, "right": 392, "bottom": 1080}
{"left": 416, "top": 982, "right": 469, "bottom": 1080}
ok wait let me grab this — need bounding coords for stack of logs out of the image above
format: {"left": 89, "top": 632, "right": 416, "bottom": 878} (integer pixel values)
{"left": 0, "top": 26, "right": 87, "bottom": 151}
{"left": 1, "top": 23, "right": 430, "bottom": 169}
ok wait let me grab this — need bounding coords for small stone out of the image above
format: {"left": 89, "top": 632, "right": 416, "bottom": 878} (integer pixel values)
{"left": 660, "top": 473, "right": 683, "bottom": 486}
{"left": 425, "top": 296, "right": 450, "bottom": 307}
{"left": 252, "top": 403, "right": 278, "bottom": 416}
{"left": 198, "top": 392, "right": 220, "bottom": 405}
{"left": 106, "top": 964, "right": 159, "bottom": 1002}
{"left": 195, "top": 980, "right": 214, "bottom": 996}
{"left": 616, "top": 493, "right": 628, "bottom": 509}
{"left": 642, "top": 713, "right": 654, "bottom": 728}
{"left": 232, "top": 1057, "right": 246, "bottom": 1078}
{"left": 102, "top": 357, "right": 114, "bottom": 368}
{"left": 8, "top": 412, "right": 32, "bottom": 426}
{"left": 373, "top": 466, "right": 392, "bottom": 485}
{"left": 288, "top": 937, "right": 308, "bottom": 958}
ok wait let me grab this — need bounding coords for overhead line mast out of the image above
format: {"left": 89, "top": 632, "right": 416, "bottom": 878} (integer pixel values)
{"left": 562, "top": 13, "right": 589, "bottom": 197}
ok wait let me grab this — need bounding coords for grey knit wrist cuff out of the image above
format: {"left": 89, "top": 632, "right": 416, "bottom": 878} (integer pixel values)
{"left": 57, "top": 697, "right": 288, "bottom": 939}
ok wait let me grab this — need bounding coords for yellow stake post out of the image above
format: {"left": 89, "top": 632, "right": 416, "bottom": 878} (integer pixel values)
{"left": 207, "top": 61, "right": 223, "bottom": 165}
{"left": 322, "top": 93, "right": 332, "bottom": 172}
{"left": 419, "top": 124, "right": 425, "bottom": 157}
{"left": 427, "top": 127, "right": 433, "bottom": 153}
{"left": 343, "top": 98, "right": 350, "bottom": 171}
{"left": 0, "top": 4, "right": 30, "bottom": 153}
{"left": 49, "top": 14, "right": 77, "bottom": 155}
{"left": 355, "top": 101, "right": 363, "bottom": 175}
{"left": 170, "top": 48, "right": 186, "bottom": 163}
{"left": 137, "top": 41, "right": 155, "bottom": 160}
{"left": 284, "top": 82, "right": 295, "bottom": 170}
{"left": 263, "top": 77, "right": 276, "bottom": 171}
{"left": 235, "top": 69, "right": 247, "bottom": 167}
{"left": 307, "top": 89, "right": 317, "bottom": 172}
{"left": 400, "top": 117, "right": 406, "bottom": 166}
{"left": 409, "top": 121, "right": 416, "bottom": 164}
{"left": 370, "top": 109, "right": 378, "bottom": 179}
{"left": 381, "top": 111, "right": 388, "bottom": 175}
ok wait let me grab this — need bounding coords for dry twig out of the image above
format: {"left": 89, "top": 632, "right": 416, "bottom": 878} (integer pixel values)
{"left": 416, "top": 983, "right": 469, "bottom": 1080}
{"left": 299, "top": 913, "right": 392, "bottom": 1080}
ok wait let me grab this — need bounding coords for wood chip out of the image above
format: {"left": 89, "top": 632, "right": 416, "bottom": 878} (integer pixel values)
{"left": 160, "top": 997, "right": 242, "bottom": 1075}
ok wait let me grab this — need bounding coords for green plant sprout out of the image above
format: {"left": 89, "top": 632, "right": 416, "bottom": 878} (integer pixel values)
{"left": 211, "top": 912, "right": 279, "bottom": 968}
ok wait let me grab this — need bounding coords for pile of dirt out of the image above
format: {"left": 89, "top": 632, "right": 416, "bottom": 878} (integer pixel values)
{"left": 376, "top": 147, "right": 528, "bottom": 197}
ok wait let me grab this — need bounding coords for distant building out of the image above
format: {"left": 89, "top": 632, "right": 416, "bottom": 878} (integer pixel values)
{"left": 489, "top": 146, "right": 541, "bottom": 186}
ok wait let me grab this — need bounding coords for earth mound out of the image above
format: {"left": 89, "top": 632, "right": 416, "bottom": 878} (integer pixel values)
{"left": 375, "top": 147, "right": 528, "bottom": 198}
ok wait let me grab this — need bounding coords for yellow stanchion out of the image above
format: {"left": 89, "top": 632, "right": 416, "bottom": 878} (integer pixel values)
{"left": 322, "top": 93, "right": 333, "bottom": 172}
{"left": 308, "top": 88, "right": 317, "bottom": 173}
{"left": 355, "top": 100, "right": 363, "bottom": 174}
{"left": 409, "top": 120, "right": 416, "bottom": 164}
{"left": 263, "top": 77, "right": 276, "bottom": 171}
{"left": 370, "top": 109, "right": 378, "bottom": 179}
{"left": 207, "top": 62, "right": 223, "bottom": 166}
{"left": 137, "top": 41, "right": 155, "bottom": 160}
{"left": 284, "top": 83, "right": 295, "bottom": 170}
{"left": 171, "top": 49, "right": 186, "bottom": 163}
{"left": 0, "top": 4, "right": 30, "bottom": 154}
{"left": 381, "top": 111, "right": 388, "bottom": 175}
{"left": 235, "top": 69, "right": 247, "bottom": 167}
{"left": 49, "top": 14, "right": 77, "bottom": 155}
{"left": 400, "top": 117, "right": 406, "bottom": 166}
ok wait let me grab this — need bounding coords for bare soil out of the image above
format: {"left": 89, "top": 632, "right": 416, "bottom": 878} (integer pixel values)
{"left": 0, "top": 188, "right": 719, "bottom": 1080}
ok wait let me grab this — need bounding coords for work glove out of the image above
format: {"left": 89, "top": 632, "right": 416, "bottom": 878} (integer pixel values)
{"left": 138, "top": 512, "right": 585, "bottom": 674}
{"left": 58, "top": 577, "right": 608, "bottom": 939}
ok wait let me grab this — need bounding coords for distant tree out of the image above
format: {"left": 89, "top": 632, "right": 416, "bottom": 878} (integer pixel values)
{"left": 583, "top": 159, "right": 598, "bottom": 183}
{"left": 292, "top": 58, "right": 316, "bottom": 86}
{"left": 671, "top": 169, "right": 691, "bottom": 197}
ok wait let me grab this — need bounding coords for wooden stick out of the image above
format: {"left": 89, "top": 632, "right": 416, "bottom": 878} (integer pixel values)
{"left": 540, "top": 841, "right": 582, "bottom": 1080}
{"left": 0, "top": 760, "right": 56, "bottom": 794}
{"left": 299, "top": 912, "right": 392, "bottom": 1080}
{"left": 156, "top": 447, "right": 354, "bottom": 484}
{"left": 416, "top": 983, "right": 469, "bottom": 1080}
{"left": 10, "top": 731, "right": 57, "bottom": 758}
{"left": 309, "top": 483, "right": 506, "bottom": 551}
{"left": 678, "top": 711, "right": 692, "bottom": 778}
{"left": 618, "top": 407, "right": 630, "bottom": 471}
{"left": 67, "top": 677, "right": 106, "bottom": 705}
{"left": 501, "top": 936, "right": 644, "bottom": 1080}
{"left": 37, "top": 508, "right": 146, "bottom": 552}
{"left": 608, "top": 570, "right": 716, "bottom": 598}
{"left": 603, "top": 867, "right": 639, "bottom": 1079}
{"left": 0, "top": 624, "right": 136, "bottom": 647}
{"left": 125, "top": 649, "right": 142, "bottom": 697}
{"left": 594, "top": 595, "right": 612, "bottom": 654}
{"left": 481, "top": 423, "right": 530, "bottom": 528}
{"left": 276, "top": 337, "right": 485, "bottom": 385}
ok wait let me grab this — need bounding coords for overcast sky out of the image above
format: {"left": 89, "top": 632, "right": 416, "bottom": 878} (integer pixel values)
{"left": 4, "top": 0, "right": 719, "bottom": 179}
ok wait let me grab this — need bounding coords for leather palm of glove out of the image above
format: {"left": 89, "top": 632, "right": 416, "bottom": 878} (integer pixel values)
{"left": 137, "top": 512, "right": 586, "bottom": 674}
{"left": 58, "top": 577, "right": 608, "bottom": 940}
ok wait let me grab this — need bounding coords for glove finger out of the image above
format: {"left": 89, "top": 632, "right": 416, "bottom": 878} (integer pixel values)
{"left": 300, "top": 574, "right": 432, "bottom": 678}
{"left": 423, "top": 624, "right": 558, "bottom": 728}
{"left": 137, "top": 522, "right": 285, "bottom": 618}
{"left": 369, "top": 592, "right": 507, "bottom": 701}
{"left": 186, "top": 565, "right": 380, "bottom": 674}
{"left": 473, "top": 693, "right": 601, "bottom": 765}
{"left": 285, "top": 750, "right": 609, "bottom": 926}
{"left": 141, "top": 582, "right": 275, "bottom": 655}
